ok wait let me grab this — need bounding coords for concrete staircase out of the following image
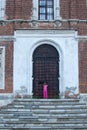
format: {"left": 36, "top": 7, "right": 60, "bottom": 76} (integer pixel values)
{"left": 0, "top": 99, "right": 87, "bottom": 130}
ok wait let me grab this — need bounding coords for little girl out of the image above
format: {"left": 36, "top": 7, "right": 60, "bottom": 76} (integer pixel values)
{"left": 43, "top": 82, "right": 48, "bottom": 99}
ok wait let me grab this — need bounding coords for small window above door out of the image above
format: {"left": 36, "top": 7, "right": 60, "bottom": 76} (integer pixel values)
{"left": 33, "top": 0, "right": 61, "bottom": 21}
{"left": 39, "top": 0, "right": 54, "bottom": 20}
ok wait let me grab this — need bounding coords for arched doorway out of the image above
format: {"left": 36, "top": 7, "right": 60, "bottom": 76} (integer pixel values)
{"left": 33, "top": 44, "right": 59, "bottom": 98}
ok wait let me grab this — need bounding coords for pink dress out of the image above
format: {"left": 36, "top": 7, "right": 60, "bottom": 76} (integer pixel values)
{"left": 43, "top": 84, "right": 48, "bottom": 98}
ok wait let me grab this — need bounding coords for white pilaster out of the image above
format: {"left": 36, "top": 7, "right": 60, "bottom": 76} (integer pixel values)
{"left": 32, "top": 0, "right": 38, "bottom": 20}
{"left": 54, "top": 0, "right": 61, "bottom": 20}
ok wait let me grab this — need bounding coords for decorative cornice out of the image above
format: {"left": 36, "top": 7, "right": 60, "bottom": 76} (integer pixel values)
{"left": 0, "top": 36, "right": 15, "bottom": 41}
{"left": 15, "top": 29, "right": 76, "bottom": 35}
{"left": 1, "top": 19, "right": 87, "bottom": 23}
{"left": 15, "top": 29, "right": 77, "bottom": 39}
{"left": 76, "top": 36, "right": 87, "bottom": 41}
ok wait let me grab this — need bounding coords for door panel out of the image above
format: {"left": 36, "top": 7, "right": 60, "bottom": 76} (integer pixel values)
{"left": 33, "top": 44, "right": 59, "bottom": 98}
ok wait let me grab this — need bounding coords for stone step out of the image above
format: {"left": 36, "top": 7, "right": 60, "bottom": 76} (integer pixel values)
{"left": 0, "top": 114, "right": 87, "bottom": 123}
{"left": 0, "top": 110, "right": 87, "bottom": 120}
{"left": 33, "top": 113, "right": 87, "bottom": 117}
{"left": 0, "top": 118, "right": 87, "bottom": 124}
{"left": 0, "top": 109, "right": 87, "bottom": 118}
{"left": 12, "top": 127, "right": 51, "bottom": 130}
{"left": 13, "top": 100, "right": 84, "bottom": 105}
{"left": 1, "top": 116, "right": 87, "bottom": 123}
{"left": 0, "top": 128, "right": 87, "bottom": 130}
{"left": 11, "top": 103, "right": 86, "bottom": 107}
{"left": 6, "top": 104, "right": 87, "bottom": 110}
{"left": 0, "top": 129, "right": 10, "bottom": 130}
{"left": 0, "top": 127, "right": 87, "bottom": 130}
{"left": 0, "top": 126, "right": 51, "bottom": 130}
{"left": 1, "top": 116, "right": 87, "bottom": 121}
{"left": 12, "top": 99, "right": 83, "bottom": 105}
{"left": 0, "top": 106, "right": 87, "bottom": 113}
{"left": 1, "top": 124, "right": 87, "bottom": 130}
{"left": 0, "top": 98, "right": 87, "bottom": 130}
{"left": 14, "top": 99, "right": 80, "bottom": 102}
{"left": 31, "top": 109, "right": 87, "bottom": 113}
{"left": 2, "top": 105, "right": 87, "bottom": 111}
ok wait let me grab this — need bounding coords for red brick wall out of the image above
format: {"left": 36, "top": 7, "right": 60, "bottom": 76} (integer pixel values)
{"left": 60, "top": 0, "right": 87, "bottom": 93}
{"left": 0, "top": 41, "right": 13, "bottom": 93}
{"left": 0, "top": 23, "right": 14, "bottom": 35}
{"left": 0, "top": 0, "right": 87, "bottom": 93}
{"left": 60, "top": 0, "right": 78, "bottom": 19}
{"left": 6, "top": 0, "right": 15, "bottom": 19}
{"left": 6, "top": 0, "right": 32, "bottom": 20}
{"left": 79, "top": 41, "right": 87, "bottom": 93}
{"left": 60, "top": 0, "right": 87, "bottom": 19}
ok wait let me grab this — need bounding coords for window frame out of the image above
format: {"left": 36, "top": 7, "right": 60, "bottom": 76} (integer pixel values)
{"left": 38, "top": 0, "right": 54, "bottom": 20}
{"left": 33, "top": 0, "right": 61, "bottom": 21}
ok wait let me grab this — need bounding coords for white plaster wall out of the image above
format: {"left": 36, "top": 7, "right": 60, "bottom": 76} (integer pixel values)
{"left": 14, "top": 30, "right": 79, "bottom": 98}
{"left": 63, "top": 38, "right": 79, "bottom": 93}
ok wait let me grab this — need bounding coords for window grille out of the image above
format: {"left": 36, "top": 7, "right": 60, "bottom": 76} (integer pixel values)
{"left": 39, "top": 0, "right": 54, "bottom": 20}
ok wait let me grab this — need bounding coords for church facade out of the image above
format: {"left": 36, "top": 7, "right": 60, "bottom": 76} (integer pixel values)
{"left": 0, "top": 0, "right": 87, "bottom": 99}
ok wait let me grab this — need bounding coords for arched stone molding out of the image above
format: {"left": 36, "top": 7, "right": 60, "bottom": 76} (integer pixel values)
{"left": 28, "top": 39, "right": 64, "bottom": 98}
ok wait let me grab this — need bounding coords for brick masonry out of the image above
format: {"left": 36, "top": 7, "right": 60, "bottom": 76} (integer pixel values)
{"left": 0, "top": 0, "right": 87, "bottom": 93}
{"left": 0, "top": 41, "right": 13, "bottom": 93}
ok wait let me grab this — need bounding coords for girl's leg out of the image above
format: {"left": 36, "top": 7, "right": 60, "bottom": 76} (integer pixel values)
{"left": 45, "top": 89, "right": 48, "bottom": 98}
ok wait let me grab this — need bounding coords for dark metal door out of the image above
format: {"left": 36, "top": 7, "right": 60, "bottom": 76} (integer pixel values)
{"left": 33, "top": 44, "right": 59, "bottom": 98}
